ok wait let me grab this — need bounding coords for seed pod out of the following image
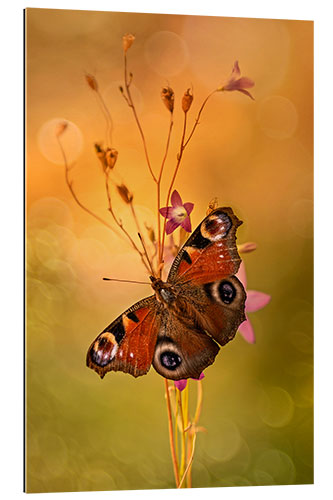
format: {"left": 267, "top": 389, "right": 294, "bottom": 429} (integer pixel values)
{"left": 182, "top": 88, "right": 193, "bottom": 113}
{"left": 85, "top": 74, "right": 98, "bottom": 92}
{"left": 94, "top": 143, "right": 107, "bottom": 171}
{"left": 55, "top": 121, "right": 68, "bottom": 138}
{"left": 117, "top": 184, "right": 133, "bottom": 204}
{"left": 238, "top": 242, "right": 257, "bottom": 254}
{"left": 105, "top": 148, "right": 118, "bottom": 169}
{"left": 122, "top": 33, "right": 135, "bottom": 53}
{"left": 161, "top": 86, "right": 175, "bottom": 113}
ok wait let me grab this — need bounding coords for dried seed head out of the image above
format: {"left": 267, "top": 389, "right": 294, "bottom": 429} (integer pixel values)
{"left": 105, "top": 148, "right": 118, "bottom": 169}
{"left": 122, "top": 33, "right": 135, "bottom": 53}
{"left": 145, "top": 223, "right": 156, "bottom": 244}
{"left": 161, "top": 86, "right": 175, "bottom": 113}
{"left": 85, "top": 73, "right": 98, "bottom": 92}
{"left": 117, "top": 184, "right": 133, "bottom": 204}
{"left": 238, "top": 242, "right": 257, "bottom": 254}
{"left": 55, "top": 121, "right": 68, "bottom": 138}
{"left": 182, "top": 88, "right": 193, "bottom": 113}
{"left": 206, "top": 197, "right": 219, "bottom": 215}
{"left": 94, "top": 143, "right": 107, "bottom": 171}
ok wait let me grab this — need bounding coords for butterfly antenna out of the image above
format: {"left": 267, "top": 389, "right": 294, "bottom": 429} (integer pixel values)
{"left": 137, "top": 232, "right": 155, "bottom": 276}
{"left": 103, "top": 278, "right": 151, "bottom": 285}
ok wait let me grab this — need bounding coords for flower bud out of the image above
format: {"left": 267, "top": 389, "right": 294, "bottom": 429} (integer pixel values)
{"left": 117, "top": 184, "right": 133, "bottom": 204}
{"left": 122, "top": 33, "right": 135, "bottom": 53}
{"left": 206, "top": 197, "right": 218, "bottom": 215}
{"left": 105, "top": 148, "right": 118, "bottom": 169}
{"left": 55, "top": 121, "right": 68, "bottom": 138}
{"left": 182, "top": 88, "right": 193, "bottom": 113}
{"left": 85, "top": 73, "right": 98, "bottom": 92}
{"left": 238, "top": 242, "right": 257, "bottom": 254}
{"left": 161, "top": 86, "right": 175, "bottom": 113}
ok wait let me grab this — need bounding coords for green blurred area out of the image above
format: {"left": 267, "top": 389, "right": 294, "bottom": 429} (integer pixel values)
{"left": 26, "top": 219, "right": 313, "bottom": 492}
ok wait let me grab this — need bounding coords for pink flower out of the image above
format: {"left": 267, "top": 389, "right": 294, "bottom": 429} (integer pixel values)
{"left": 160, "top": 190, "right": 194, "bottom": 235}
{"left": 174, "top": 372, "right": 204, "bottom": 392}
{"left": 218, "top": 61, "right": 255, "bottom": 100}
{"left": 236, "top": 262, "right": 271, "bottom": 343}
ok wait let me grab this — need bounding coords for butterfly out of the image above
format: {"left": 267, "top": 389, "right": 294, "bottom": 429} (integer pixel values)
{"left": 86, "top": 207, "right": 246, "bottom": 380}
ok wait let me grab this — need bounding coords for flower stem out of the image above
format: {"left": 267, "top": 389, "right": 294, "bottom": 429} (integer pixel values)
{"left": 164, "top": 379, "right": 180, "bottom": 487}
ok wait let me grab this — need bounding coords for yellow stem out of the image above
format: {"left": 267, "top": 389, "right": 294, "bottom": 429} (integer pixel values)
{"left": 164, "top": 379, "right": 180, "bottom": 487}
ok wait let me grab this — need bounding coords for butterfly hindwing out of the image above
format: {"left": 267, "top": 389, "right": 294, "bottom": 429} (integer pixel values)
{"left": 152, "top": 311, "right": 220, "bottom": 380}
{"left": 86, "top": 296, "right": 159, "bottom": 379}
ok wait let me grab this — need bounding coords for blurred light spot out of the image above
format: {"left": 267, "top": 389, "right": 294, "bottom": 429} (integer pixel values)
{"left": 145, "top": 31, "right": 189, "bottom": 77}
{"left": 203, "top": 418, "right": 241, "bottom": 461}
{"left": 255, "top": 449, "right": 296, "bottom": 484}
{"left": 257, "top": 386, "right": 294, "bottom": 428}
{"left": 288, "top": 198, "right": 313, "bottom": 238}
{"left": 289, "top": 330, "right": 313, "bottom": 355}
{"left": 28, "top": 197, "right": 74, "bottom": 229}
{"left": 38, "top": 118, "right": 83, "bottom": 165}
{"left": 258, "top": 96, "right": 298, "bottom": 139}
{"left": 254, "top": 469, "right": 274, "bottom": 485}
{"left": 104, "top": 81, "right": 143, "bottom": 124}
{"left": 33, "top": 229, "right": 61, "bottom": 263}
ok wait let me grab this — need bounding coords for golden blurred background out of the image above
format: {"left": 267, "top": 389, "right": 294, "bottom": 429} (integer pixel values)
{"left": 25, "top": 8, "right": 313, "bottom": 493}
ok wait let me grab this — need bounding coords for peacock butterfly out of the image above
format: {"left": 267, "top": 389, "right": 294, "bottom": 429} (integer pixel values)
{"left": 86, "top": 207, "right": 246, "bottom": 380}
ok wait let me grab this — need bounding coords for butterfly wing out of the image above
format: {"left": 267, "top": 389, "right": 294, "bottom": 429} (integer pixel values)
{"left": 152, "top": 310, "right": 220, "bottom": 380}
{"left": 168, "top": 207, "right": 243, "bottom": 284}
{"left": 86, "top": 296, "right": 160, "bottom": 379}
{"left": 167, "top": 207, "right": 246, "bottom": 348}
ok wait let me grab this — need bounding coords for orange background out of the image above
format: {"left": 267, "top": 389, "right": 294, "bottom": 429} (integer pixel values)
{"left": 26, "top": 8, "right": 313, "bottom": 492}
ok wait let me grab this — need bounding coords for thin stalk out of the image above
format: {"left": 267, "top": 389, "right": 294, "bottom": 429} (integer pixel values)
{"left": 124, "top": 54, "right": 156, "bottom": 182}
{"left": 157, "top": 114, "right": 173, "bottom": 267}
{"left": 178, "top": 434, "right": 197, "bottom": 489}
{"left": 164, "top": 379, "right": 180, "bottom": 487}
{"left": 57, "top": 135, "right": 122, "bottom": 238}
{"left": 104, "top": 173, "right": 151, "bottom": 273}
{"left": 178, "top": 390, "right": 187, "bottom": 482}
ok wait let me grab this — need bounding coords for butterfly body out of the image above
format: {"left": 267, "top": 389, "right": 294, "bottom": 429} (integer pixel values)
{"left": 87, "top": 207, "right": 246, "bottom": 381}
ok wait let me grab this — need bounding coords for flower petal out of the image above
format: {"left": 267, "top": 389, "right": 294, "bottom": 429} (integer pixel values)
{"left": 174, "top": 379, "right": 187, "bottom": 391}
{"left": 171, "top": 190, "right": 183, "bottom": 207}
{"left": 231, "top": 60, "right": 241, "bottom": 78}
{"left": 193, "top": 372, "right": 205, "bottom": 381}
{"left": 238, "top": 316, "right": 256, "bottom": 344}
{"left": 166, "top": 219, "right": 180, "bottom": 234}
{"left": 236, "top": 261, "right": 247, "bottom": 289}
{"left": 236, "top": 88, "right": 255, "bottom": 100}
{"left": 183, "top": 202, "right": 194, "bottom": 215}
{"left": 159, "top": 206, "right": 172, "bottom": 218}
{"left": 246, "top": 291, "right": 271, "bottom": 313}
{"left": 235, "top": 77, "right": 255, "bottom": 90}
{"left": 181, "top": 216, "right": 192, "bottom": 233}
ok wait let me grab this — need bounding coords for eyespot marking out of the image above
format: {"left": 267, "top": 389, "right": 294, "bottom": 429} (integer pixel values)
{"left": 218, "top": 280, "right": 236, "bottom": 304}
{"left": 91, "top": 333, "right": 118, "bottom": 367}
{"left": 160, "top": 351, "right": 182, "bottom": 370}
{"left": 201, "top": 212, "right": 232, "bottom": 241}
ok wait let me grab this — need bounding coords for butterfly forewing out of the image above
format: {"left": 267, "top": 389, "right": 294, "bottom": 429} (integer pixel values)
{"left": 86, "top": 296, "right": 160, "bottom": 378}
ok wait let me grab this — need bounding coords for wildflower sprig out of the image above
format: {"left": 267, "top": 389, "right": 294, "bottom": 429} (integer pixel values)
{"left": 55, "top": 32, "right": 263, "bottom": 489}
